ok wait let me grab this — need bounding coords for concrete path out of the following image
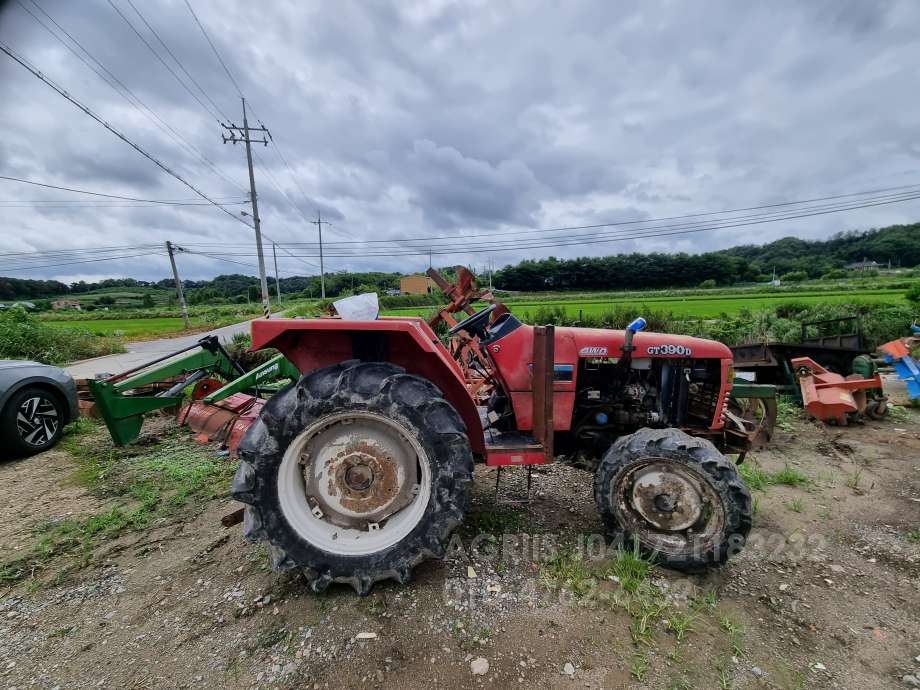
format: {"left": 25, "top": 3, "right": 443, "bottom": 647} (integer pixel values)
{"left": 65, "top": 319, "right": 254, "bottom": 379}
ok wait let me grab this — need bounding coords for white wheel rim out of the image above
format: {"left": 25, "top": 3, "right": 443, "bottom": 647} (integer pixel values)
{"left": 277, "top": 411, "right": 432, "bottom": 556}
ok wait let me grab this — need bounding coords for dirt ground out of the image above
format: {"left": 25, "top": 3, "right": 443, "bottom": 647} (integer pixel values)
{"left": 1, "top": 407, "right": 919, "bottom": 690}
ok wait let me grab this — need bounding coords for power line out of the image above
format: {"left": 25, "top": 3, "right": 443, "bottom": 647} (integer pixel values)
{"left": 19, "top": 0, "right": 246, "bottom": 194}
{"left": 183, "top": 185, "right": 920, "bottom": 253}
{"left": 251, "top": 181, "right": 920, "bottom": 249}
{"left": 0, "top": 40, "right": 254, "bottom": 229}
{"left": 0, "top": 251, "right": 162, "bottom": 273}
{"left": 124, "top": 0, "right": 231, "bottom": 122}
{"left": 182, "top": 188, "right": 920, "bottom": 258}
{"left": 0, "top": 176, "right": 248, "bottom": 205}
{"left": 0, "top": 203, "right": 248, "bottom": 208}
{"left": 180, "top": 7, "right": 322, "bottom": 274}
{"left": 183, "top": 0, "right": 243, "bottom": 97}
{"left": 178, "top": 5, "right": 329, "bottom": 272}
{"left": 106, "top": 0, "right": 222, "bottom": 123}
{"left": 248, "top": 149, "right": 320, "bottom": 270}
{"left": 0, "top": 243, "right": 160, "bottom": 256}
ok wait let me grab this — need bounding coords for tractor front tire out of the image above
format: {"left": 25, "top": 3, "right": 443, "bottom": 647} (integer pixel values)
{"left": 231, "top": 361, "right": 474, "bottom": 595}
{"left": 594, "top": 428, "right": 752, "bottom": 570}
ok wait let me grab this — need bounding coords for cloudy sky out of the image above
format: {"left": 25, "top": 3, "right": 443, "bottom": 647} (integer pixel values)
{"left": 1, "top": 0, "right": 919, "bottom": 284}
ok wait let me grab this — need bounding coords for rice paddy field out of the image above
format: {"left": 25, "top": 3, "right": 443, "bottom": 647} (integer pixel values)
{"left": 32, "top": 284, "right": 913, "bottom": 341}
{"left": 41, "top": 316, "right": 193, "bottom": 338}
{"left": 380, "top": 287, "right": 908, "bottom": 319}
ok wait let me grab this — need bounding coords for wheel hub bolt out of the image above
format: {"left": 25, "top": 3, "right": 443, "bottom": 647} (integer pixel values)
{"left": 654, "top": 493, "right": 676, "bottom": 513}
{"left": 345, "top": 464, "right": 373, "bottom": 491}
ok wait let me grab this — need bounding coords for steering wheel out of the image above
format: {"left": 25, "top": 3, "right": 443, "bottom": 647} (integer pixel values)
{"left": 448, "top": 303, "right": 498, "bottom": 337}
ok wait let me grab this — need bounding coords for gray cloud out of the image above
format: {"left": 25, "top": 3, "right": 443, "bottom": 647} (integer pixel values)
{"left": 0, "top": 0, "right": 919, "bottom": 281}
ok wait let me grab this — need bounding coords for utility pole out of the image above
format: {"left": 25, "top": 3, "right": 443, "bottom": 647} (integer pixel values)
{"left": 310, "top": 210, "right": 328, "bottom": 299}
{"left": 165, "top": 240, "right": 189, "bottom": 329}
{"left": 222, "top": 97, "right": 271, "bottom": 318}
{"left": 272, "top": 242, "right": 282, "bottom": 306}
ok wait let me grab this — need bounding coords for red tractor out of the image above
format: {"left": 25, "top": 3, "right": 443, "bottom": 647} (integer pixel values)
{"left": 231, "top": 273, "right": 752, "bottom": 594}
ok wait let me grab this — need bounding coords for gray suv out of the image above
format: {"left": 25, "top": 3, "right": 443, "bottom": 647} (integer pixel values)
{"left": 0, "top": 360, "right": 79, "bottom": 459}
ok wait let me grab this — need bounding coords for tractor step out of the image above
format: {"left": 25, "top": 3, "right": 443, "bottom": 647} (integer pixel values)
{"left": 483, "top": 429, "right": 547, "bottom": 466}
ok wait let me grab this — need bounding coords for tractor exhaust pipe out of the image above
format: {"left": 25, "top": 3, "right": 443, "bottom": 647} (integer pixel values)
{"left": 621, "top": 317, "right": 647, "bottom": 368}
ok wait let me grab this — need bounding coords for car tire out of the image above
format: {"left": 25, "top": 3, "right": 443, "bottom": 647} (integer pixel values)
{"left": 1, "top": 386, "right": 66, "bottom": 459}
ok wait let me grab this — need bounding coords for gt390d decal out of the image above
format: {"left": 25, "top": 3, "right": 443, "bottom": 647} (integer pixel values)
{"left": 646, "top": 344, "right": 693, "bottom": 356}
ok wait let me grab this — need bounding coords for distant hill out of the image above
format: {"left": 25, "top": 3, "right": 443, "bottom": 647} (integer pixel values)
{"left": 493, "top": 223, "right": 920, "bottom": 291}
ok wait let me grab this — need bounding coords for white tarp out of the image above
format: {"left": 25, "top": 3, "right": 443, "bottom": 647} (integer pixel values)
{"left": 333, "top": 292, "right": 380, "bottom": 320}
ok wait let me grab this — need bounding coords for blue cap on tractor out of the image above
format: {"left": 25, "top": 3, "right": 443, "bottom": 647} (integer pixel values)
{"left": 627, "top": 317, "right": 647, "bottom": 333}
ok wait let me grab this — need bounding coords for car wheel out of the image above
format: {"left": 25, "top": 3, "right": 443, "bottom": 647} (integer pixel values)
{"left": 1, "top": 386, "right": 65, "bottom": 459}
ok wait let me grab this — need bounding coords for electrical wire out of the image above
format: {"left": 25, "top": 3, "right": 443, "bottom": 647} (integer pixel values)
{"left": 0, "top": 251, "right": 163, "bottom": 272}
{"left": 0, "top": 175, "right": 249, "bottom": 206}
{"left": 19, "top": 0, "right": 247, "bottom": 194}
{"left": 106, "top": 0, "right": 223, "bottom": 123}
{"left": 0, "top": 243, "right": 160, "bottom": 255}
{"left": 183, "top": 0, "right": 243, "bottom": 98}
{"left": 179, "top": 188, "right": 920, "bottom": 258}
{"left": 0, "top": 40, "right": 254, "bottom": 229}
{"left": 197, "top": 181, "right": 920, "bottom": 249}
{"left": 124, "top": 0, "right": 231, "bottom": 122}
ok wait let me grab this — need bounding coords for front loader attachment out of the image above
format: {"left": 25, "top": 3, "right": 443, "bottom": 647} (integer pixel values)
{"left": 87, "top": 335, "right": 300, "bottom": 449}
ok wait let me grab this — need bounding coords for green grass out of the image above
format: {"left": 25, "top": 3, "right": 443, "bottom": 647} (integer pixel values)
{"left": 739, "top": 461, "right": 810, "bottom": 491}
{"left": 43, "top": 317, "right": 189, "bottom": 338}
{"left": 906, "top": 528, "right": 920, "bottom": 542}
{"left": 541, "top": 545, "right": 596, "bottom": 597}
{"left": 630, "top": 652, "right": 650, "bottom": 681}
{"left": 719, "top": 614, "right": 745, "bottom": 656}
{"left": 776, "top": 396, "right": 800, "bottom": 432}
{"left": 668, "top": 611, "right": 695, "bottom": 642}
{"left": 0, "top": 421, "right": 235, "bottom": 587}
{"left": 605, "top": 539, "right": 653, "bottom": 594}
{"left": 382, "top": 288, "right": 907, "bottom": 319}
{"left": 42, "top": 310, "right": 264, "bottom": 338}
{"left": 463, "top": 507, "right": 529, "bottom": 535}
{"left": 0, "top": 308, "right": 125, "bottom": 364}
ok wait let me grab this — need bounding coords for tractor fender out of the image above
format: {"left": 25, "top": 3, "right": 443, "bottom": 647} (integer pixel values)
{"left": 250, "top": 317, "right": 485, "bottom": 454}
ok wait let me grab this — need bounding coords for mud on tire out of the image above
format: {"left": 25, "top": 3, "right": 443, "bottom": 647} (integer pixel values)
{"left": 594, "top": 427, "right": 752, "bottom": 570}
{"left": 231, "top": 361, "right": 474, "bottom": 594}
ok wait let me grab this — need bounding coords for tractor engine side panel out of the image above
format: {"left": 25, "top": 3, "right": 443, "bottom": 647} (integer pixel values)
{"left": 485, "top": 323, "right": 577, "bottom": 431}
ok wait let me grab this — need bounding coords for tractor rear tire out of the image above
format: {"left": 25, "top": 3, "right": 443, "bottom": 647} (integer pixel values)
{"left": 231, "top": 361, "right": 474, "bottom": 595}
{"left": 594, "top": 428, "right": 752, "bottom": 571}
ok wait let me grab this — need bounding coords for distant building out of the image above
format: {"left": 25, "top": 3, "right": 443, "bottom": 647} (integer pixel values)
{"left": 0, "top": 301, "right": 36, "bottom": 310}
{"left": 399, "top": 274, "right": 433, "bottom": 295}
{"left": 846, "top": 257, "right": 881, "bottom": 271}
{"left": 52, "top": 299, "right": 82, "bottom": 310}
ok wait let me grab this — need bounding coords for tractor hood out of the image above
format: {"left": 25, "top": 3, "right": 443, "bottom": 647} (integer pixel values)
{"left": 560, "top": 326, "right": 732, "bottom": 360}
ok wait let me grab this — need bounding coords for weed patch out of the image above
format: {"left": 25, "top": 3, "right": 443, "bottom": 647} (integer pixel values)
{"left": 1, "top": 423, "right": 235, "bottom": 586}
{"left": 464, "top": 507, "right": 529, "bottom": 535}
{"left": 605, "top": 540, "right": 652, "bottom": 593}
{"left": 541, "top": 545, "right": 596, "bottom": 598}
{"left": 0, "top": 308, "right": 123, "bottom": 364}
{"left": 739, "top": 461, "right": 810, "bottom": 491}
{"left": 776, "top": 396, "right": 800, "bottom": 431}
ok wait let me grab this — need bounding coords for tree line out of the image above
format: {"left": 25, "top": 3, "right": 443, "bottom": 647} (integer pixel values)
{"left": 492, "top": 224, "right": 920, "bottom": 291}
{"left": 2, "top": 223, "right": 917, "bottom": 300}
